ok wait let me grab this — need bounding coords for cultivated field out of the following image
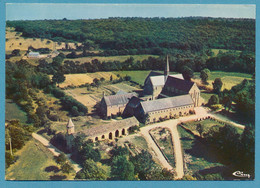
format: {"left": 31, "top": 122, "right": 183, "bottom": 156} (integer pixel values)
{"left": 64, "top": 82, "right": 139, "bottom": 112}
{"left": 5, "top": 139, "right": 75, "bottom": 180}
{"left": 6, "top": 28, "right": 54, "bottom": 51}
{"left": 64, "top": 55, "right": 159, "bottom": 64}
{"left": 58, "top": 72, "right": 118, "bottom": 88}
{"left": 6, "top": 27, "right": 79, "bottom": 52}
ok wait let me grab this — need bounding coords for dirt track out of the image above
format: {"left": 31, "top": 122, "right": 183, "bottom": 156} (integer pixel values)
{"left": 32, "top": 133, "right": 82, "bottom": 173}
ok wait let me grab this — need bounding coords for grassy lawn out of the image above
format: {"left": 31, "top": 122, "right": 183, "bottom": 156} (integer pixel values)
{"left": 150, "top": 128, "right": 175, "bottom": 167}
{"left": 5, "top": 99, "right": 27, "bottom": 124}
{"left": 5, "top": 138, "right": 75, "bottom": 180}
{"left": 64, "top": 55, "right": 159, "bottom": 64}
{"left": 182, "top": 119, "right": 243, "bottom": 136}
{"left": 193, "top": 71, "right": 252, "bottom": 90}
{"left": 177, "top": 126, "right": 223, "bottom": 174}
{"left": 200, "top": 92, "right": 213, "bottom": 103}
{"left": 117, "top": 134, "right": 149, "bottom": 151}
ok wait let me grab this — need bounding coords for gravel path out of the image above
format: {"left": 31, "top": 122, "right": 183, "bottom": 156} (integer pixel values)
{"left": 139, "top": 106, "right": 245, "bottom": 180}
{"left": 32, "top": 133, "right": 82, "bottom": 173}
{"left": 140, "top": 119, "right": 184, "bottom": 179}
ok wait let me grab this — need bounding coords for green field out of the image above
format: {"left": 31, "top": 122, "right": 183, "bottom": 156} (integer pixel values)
{"left": 177, "top": 126, "right": 223, "bottom": 174}
{"left": 194, "top": 71, "right": 252, "bottom": 90}
{"left": 183, "top": 119, "right": 243, "bottom": 135}
{"left": 194, "top": 71, "right": 252, "bottom": 81}
{"left": 211, "top": 49, "right": 242, "bottom": 57}
{"left": 5, "top": 139, "right": 75, "bottom": 180}
{"left": 113, "top": 70, "right": 180, "bottom": 86}
{"left": 5, "top": 99, "right": 27, "bottom": 124}
{"left": 113, "top": 71, "right": 151, "bottom": 85}
{"left": 64, "top": 55, "right": 159, "bottom": 64}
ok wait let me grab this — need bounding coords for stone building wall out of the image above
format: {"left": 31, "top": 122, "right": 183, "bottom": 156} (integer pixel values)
{"left": 145, "top": 104, "right": 194, "bottom": 123}
{"left": 188, "top": 84, "right": 200, "bottom": 107}
{"left": 106, "top": 104, "right": 127, "bottom": 117}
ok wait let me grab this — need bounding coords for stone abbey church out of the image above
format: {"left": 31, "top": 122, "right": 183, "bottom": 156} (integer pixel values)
{"left": 100, "top": 56, "right": 200, "bottom": 124}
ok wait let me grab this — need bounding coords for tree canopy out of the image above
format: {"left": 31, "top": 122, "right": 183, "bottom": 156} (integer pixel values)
{"left": 7, "top": 17, "right": 255, "bottom": 54}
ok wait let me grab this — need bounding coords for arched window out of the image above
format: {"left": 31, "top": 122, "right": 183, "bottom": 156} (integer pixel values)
{"left": 122, "top": 129, "right": 125, "bottom": 135}
{"left": 109, "top": 132, "right": 113, "bottom": 139}
{"left": 115, "top": 130, "right": 119, "bottom": 137}
{"left": 102, "top": 135, "right": 105, "bottom": 139}
{"left": 95, "top": 137, "right": 98, "bottom": 141}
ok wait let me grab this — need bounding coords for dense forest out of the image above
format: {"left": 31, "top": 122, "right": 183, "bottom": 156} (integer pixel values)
{"left": 6, "top": 17, "right": 255, "bottom": 54}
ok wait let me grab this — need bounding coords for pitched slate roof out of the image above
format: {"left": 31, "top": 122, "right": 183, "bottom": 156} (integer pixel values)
{"left": 84, "top": 117, "right": 139, "bottom": 137}
{"left": 116, "top": 90, "right": 127, "bottom": 95}
{"left": 103, "top": 92, "right": 137, "bottom": 106}
{"left": 163, "top": 76, "right": 194, "bottom": 93}
{"left": 144, "top": 71, "right": 163, "bottom": 84}
{"left": 140, "top": 94, "right": 194, "bottom": 113}
{"left": 150, "top": 74, "right": 184, "bottom": 86}
{"left": 122, "top": 96, "right": 144, "bottom": 118}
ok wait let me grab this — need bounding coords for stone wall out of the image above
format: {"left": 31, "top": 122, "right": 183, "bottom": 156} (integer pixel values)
{"left": 146, "top": 104, "right": 194, "bottom": 123}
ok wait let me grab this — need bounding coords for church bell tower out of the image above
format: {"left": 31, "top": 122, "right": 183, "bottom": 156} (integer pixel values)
{"left": 164, "top": 55, "right": 170, "bottom": 83}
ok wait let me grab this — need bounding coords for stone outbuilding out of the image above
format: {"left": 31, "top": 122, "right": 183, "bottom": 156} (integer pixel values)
{"left": 84, "top": 117, "right": 139, "bottom": 142}
{"left": 100, "top": 92, "right": 137, "bottom": 118}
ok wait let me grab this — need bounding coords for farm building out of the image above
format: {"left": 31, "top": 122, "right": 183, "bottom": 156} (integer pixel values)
{"left": 100, "top": 92, "right": 137, "bottom": 118}
{"left": 27, "top": 51, "right": 40, "bottom": 58}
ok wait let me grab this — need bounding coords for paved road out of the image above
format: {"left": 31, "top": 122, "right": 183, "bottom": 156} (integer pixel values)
{"left": 32, "top": 133, "right": 82, "bottom": 173}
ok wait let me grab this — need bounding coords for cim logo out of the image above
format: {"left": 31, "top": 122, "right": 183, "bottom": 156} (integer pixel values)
{"left": 232, "top": 171, "right": 250, "bottom": 178}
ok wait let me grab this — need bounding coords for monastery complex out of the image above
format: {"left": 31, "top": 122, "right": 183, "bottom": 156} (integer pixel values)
{"left": 66, "top": 56, "right": 201, "bottom": 148}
